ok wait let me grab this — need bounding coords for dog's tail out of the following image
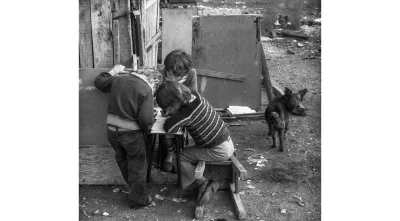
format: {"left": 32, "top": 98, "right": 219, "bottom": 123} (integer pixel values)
{"left": 271, "top": 112, "right": 285, "bottom": 129}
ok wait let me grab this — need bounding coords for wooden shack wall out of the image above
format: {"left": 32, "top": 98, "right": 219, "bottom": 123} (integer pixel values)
{"left": 79, "top": 0, "right": 160, "bottom": 69}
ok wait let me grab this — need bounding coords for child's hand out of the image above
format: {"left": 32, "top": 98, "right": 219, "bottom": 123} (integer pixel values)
{"left": 150, "top": 79, "right": 160, "bottom": 94}
{"left": 109, "top": 64, "right": 128, "bottom": 76}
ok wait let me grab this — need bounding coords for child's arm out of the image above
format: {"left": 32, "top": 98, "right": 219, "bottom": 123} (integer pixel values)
{"left": 94, "top": 65, "right": 126, "bottom": 93}
{"left": 185, "top": 69, "right": 198, "bottom": 92}
{"left": 163, "top": 106, "right": 192, "bottom": 133}
{"left": 137, "top": 92, "right": 155, "bottom": 132}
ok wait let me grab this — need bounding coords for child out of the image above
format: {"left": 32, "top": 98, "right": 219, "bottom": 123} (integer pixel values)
{"left": 155, "top": 81, "right": 234, "bottom": 219}
{"left": 161, "top": 50, "right": 198, "bottom": 171}
{"left": 94, "top": 64, "right": 157, "bottom": 209}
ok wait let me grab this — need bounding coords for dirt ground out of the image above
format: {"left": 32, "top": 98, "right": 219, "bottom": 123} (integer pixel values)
{"left": 79, "top": 3, "right": 321, "bottom": 221}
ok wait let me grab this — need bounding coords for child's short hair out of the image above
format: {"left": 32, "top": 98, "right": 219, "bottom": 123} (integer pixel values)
{"left": 155, "top": 80, "right": 192, "bottom": 109}
{"left": 164, "top": 50, "right": 192, "bottom": 78}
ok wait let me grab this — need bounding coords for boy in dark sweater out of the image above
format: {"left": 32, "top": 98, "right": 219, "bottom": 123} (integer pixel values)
{"left": 155, "top": 81, "right": 234, "bottom": 219}
{"left": 94, "top": 64, "right": 157, "bottom": 209}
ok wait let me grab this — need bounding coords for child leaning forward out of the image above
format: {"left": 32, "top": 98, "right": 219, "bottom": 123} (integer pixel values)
{"left": 155, "top": 80, "right": 234, "bottom": 219}
{"left": 161, "top": 50, "right": 198, "bottom": 171}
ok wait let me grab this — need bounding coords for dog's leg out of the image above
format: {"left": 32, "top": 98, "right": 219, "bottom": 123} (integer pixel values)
{"left": 267, "top": 120, "right": 272, "bottom": 137}
{"left": 278, "top": 129, "right": 284, "bottom": 152}
{"left": 284, "top": 120, "right": 289, "bottom": 139}
{"left": 270, "top": 127, "right": 277, "bottom": 149}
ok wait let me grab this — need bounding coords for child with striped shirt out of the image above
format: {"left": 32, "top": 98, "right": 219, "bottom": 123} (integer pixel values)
{"left": 161, "top": 50, "right": 198, "bottom": 172}
{"left": 155, "top": 80, "right": 234, "bottom": 219}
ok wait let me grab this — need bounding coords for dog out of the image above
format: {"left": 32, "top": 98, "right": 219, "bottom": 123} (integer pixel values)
{"left": 265, "top": 87, "right": 308, "bottom": 152}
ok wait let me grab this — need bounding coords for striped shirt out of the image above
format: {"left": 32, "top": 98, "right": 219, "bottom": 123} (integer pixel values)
{"left": 163, "top": 92, "right": 230, "bottom": 148}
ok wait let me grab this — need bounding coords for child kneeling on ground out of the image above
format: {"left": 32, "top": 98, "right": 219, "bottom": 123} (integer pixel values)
{"left": 155, "top": 80, "right": 234, "bottom": 219}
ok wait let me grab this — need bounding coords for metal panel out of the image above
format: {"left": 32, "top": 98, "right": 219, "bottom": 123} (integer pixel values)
{"left": 192, "top": 15, "right": 262, "bottom": 110}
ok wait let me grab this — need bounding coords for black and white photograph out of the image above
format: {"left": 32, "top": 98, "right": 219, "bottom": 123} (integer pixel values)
{"left": 4, "top": 0, "right": 400, "bottom": 221}
{"left": 79, "top": 0, "right": 321, "bottom": 220}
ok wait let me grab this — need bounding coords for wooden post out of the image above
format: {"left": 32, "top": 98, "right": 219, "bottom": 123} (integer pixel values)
{"left": 91, "top": 0, "right": 113, "bottom": 68}
{"left": 79, "top": 0, "right": 94, "bottom": 68}
{"left": 111, "top": 0, "right": 134, "bottom": 68}
{"left": 112, "top": 20, "right": 121, "bottom": 65}
{"left": 259, "top": 42, "right": 274, "bottom": 102}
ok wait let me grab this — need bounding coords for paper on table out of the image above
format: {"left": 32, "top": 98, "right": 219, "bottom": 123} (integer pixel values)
{"left": 150, "top": 108, "right": 183, "bottom": 134}
{"left": 151, "top": 116, "right": 167, "bottom": 133}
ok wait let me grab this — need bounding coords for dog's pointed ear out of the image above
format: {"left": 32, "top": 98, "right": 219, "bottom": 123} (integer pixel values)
{"left": 299, "top": 89, "right": 308, "bottom": 100}
{"left": 284, "top": 87, "right": 292, "bottom": 95}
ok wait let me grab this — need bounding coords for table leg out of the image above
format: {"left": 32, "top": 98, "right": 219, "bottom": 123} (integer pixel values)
{"left": 176, "top": 135, "right": 182, "bottom": 197}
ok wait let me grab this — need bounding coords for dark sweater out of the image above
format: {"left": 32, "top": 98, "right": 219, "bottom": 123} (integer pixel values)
{"left": 164, "top": 92, "right": 230, "bottom": 148}
{"left": 94, "top": 72, "right": 154, "bottom": 132}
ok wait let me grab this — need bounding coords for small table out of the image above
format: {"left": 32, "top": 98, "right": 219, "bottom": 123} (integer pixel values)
{"left": 146, "top": 109, "right": 185, "bottom": 197}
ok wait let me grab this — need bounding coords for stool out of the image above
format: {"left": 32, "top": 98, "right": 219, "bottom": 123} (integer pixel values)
{"left": 194, "top": 156, "right": 248, "bottom": 220}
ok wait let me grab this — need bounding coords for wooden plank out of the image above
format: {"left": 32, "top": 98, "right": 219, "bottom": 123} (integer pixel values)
{"left": 194, "top": 160, "right": 206, "bottom": 179}
{"left": 79, "top": 0, "right": 93, "bottom": 68}
{"left": 145, "top": 31, "right": 161, "bottom": 51}
{"left": 192, "top": 15, "right": 261, "bottom": 110}
{"left": 271, "top": 79, "right": 284, "bottom": 97}
{"left": 231, "top": 156, "right": 247, "bottom": 180}
{"left": 196, "top": 69, "right": 245, "bottom": 82}
{"left": 111, "top": 0, "right": 133, "bottom": 67}
{"left": 162, "top": 9, "right": 194, "bottom": 63}
{"left": 112, "top": 20, "right": 120, "bottom": 65}
{"left": 144, "top": 0, "right": 159, "bottom": 68}
{"left": 91, "top": 0, "right": 113, "bottom": 68}
{"left": 80, "top": 145, "right": 125, "bottom": 185}
{"left": 145, "top": 0, "right": 158, "bottom": 10}
{"left": 229, "top": 183, "right": 247, "bottom": 220}
{"left": 156, "top": 64, "right": 245, "bottom": 82}
{"left": 281, "top": 30, "right": 310, "bottom": 40}
{"left": 258, "top": 42, "right": 274, "bottom": 102}
{"left": 135, "top": 12, "right": 144, "bottom": 66}
{"left": 138, "top": 0, "right": 146, "bottom": 66}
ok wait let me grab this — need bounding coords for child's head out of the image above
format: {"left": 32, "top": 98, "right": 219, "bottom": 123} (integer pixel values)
{"left": 155, "top": 80, "right": 192, "bottom": 117}
{"left": 163, "top": 50, "right": 192, "bottom": 81}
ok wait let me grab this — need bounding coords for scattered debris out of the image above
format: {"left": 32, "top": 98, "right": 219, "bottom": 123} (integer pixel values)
{"left": 93, "top": 210, "right": 100, "bottom": 215}
{"left": 171, "top": 198, "right": 188, "bottom": 203}
{"left": 245, "top": 148, "right": 255, "bottom": 151}
{"left": 82, "top": 210, "right": 89, "bottom": 217}
{"left": 103, "top": 212, "right": 109, "bottom": 216}
{"left": 246, "top": 185, "right": 255, "bottom": 189}
{"left": 281, "top": 30, "right": 309, "bottom": 40}
{"left": 155, "top": 194, "right": 165, "bottom": 200}
{"left": 113, "top": 188, "right": 120, "bottom": 192}
{"left": 160, "top": 187, "right": 167, "bottom": 192}
{"left": 294, "top": 195, "right": 306, "bottom": 207}
{"left": 113, "top": 187, "right": 129, "bottom": 194}
{"left": 287, "top": 49, "right": 295, "bottom": 54}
